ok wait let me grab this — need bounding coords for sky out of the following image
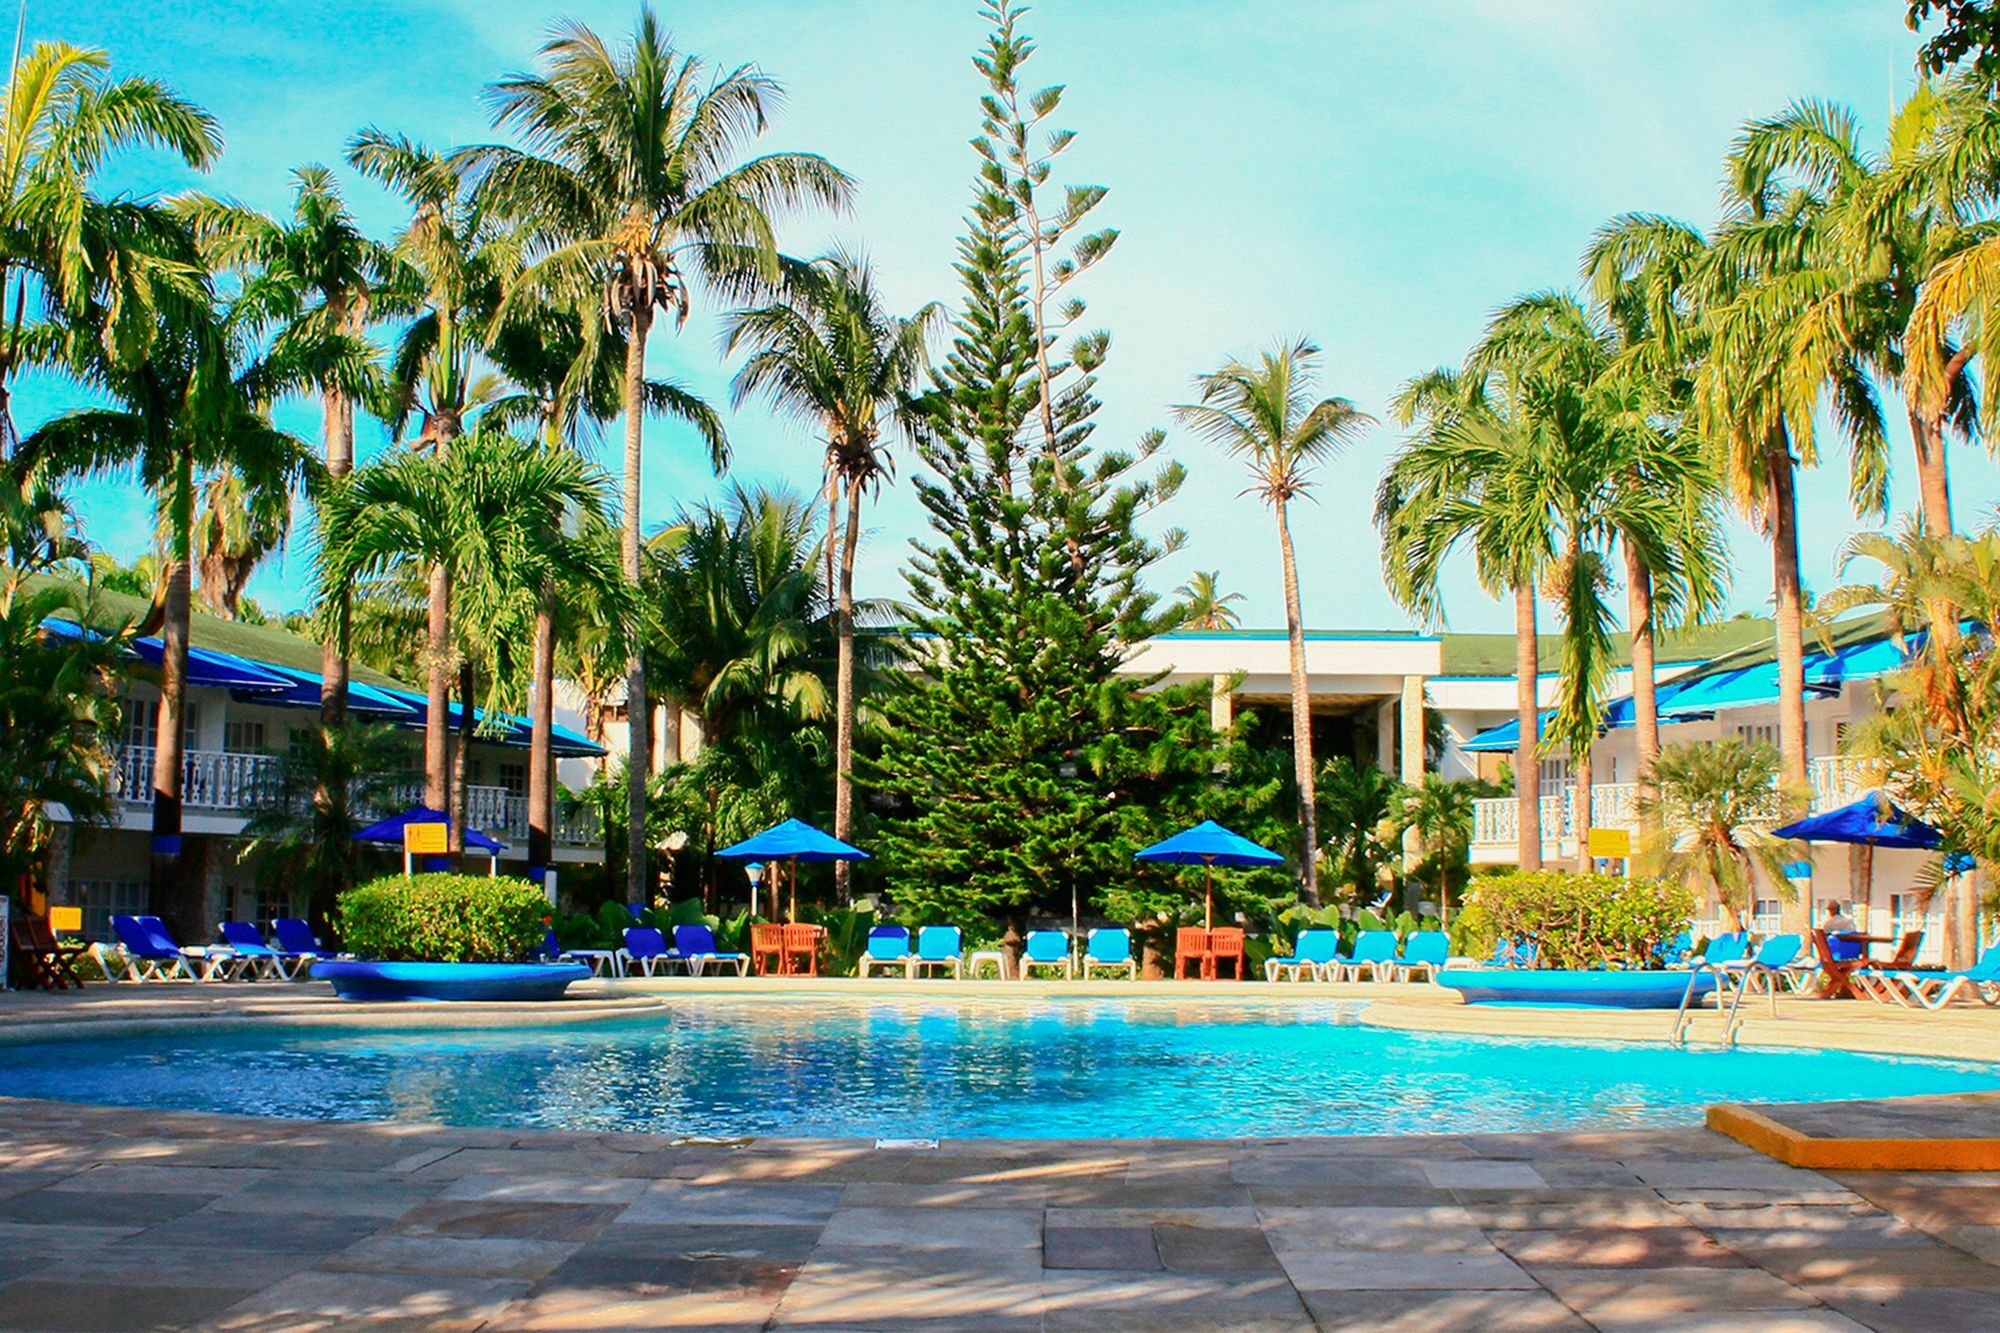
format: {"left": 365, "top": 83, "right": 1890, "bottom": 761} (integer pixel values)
{"left": 38, "top": 0, "right": 1980, "bottom": 633}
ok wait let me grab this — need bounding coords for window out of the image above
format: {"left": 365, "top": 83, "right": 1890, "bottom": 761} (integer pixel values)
{"left": 497, "top": 761, "right": 527, "bottom": 799}
{"left": 63, "top": 878, "right": 148, "bottom": 942}
{"left": 224, "top": 718, "right": 267, "bottom": 753}
{"left": 1735, "top": 723, "right": 1778, "bottom": 746}
{"left": 1890, "top": 893, "right": 1926, "bottom": 935}
{"left": 123, "top": 700, "right": 156, "bottom": 751}
{"left": 1537, "top": 757, "right": 1569, "bottom": 787}
{"left": 1751, "top": 898, "right": 1782, "bottom": 934}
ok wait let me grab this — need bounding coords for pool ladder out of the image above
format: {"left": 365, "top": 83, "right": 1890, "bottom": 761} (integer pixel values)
{"left": 1669, "top": 963, "right": 1780, "bottom": 1048}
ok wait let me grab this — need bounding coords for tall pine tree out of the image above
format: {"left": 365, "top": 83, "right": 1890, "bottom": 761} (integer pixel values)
{"left": 863, "top": 1, "right": 1233, "bottom": 940}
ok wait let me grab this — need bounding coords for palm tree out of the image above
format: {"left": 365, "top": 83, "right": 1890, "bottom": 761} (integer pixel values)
{"left": 1637, "top": 739, "right": 1802, "bottom": 933}
{"left": 347, "top": 132, "right": 515, "bottom": 836}
{"left": 1175, "top": 337, "right": 1372, "bottom": 906}
{"left": 0, "top": 41, "right": 219, "bottom": 455}
{"left": 465, "top": 8, "right": 852, "bottom": 904}
{"left": 1174, "top": 571, "right": 1244, "bottom": 631}
{"left": 1380, "top": 368, "right": 1554, "bottom": 871}
{"left": 29, "top": 278, "right": 315, "bottom": 931}
{"left": 317, "top": 431, "right": 615, "bottom": 851}
{"left": 722, "top": 248, "right": 934, "bottom": 902}
{"left": 191, "top": 463, "right": 289, "bottom": 618}
{"left": 1316, "top": 755, "right": 1396, "bottom": 904}
{"left": 178, "top": 166, "right": 389, "bottom": 722}
{"left": 1391, "top": 774, "right": 1475, "bottom": 925}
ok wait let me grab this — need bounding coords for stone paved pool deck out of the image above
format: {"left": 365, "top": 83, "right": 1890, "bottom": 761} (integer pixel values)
{"left": 4, "top": 979, "right": 2000, "bottom": 1330}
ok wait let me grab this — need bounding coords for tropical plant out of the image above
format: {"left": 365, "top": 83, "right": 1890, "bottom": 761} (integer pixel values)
{"left": 335, "top": 872, "right": 548, "bottom": 961}
{"left": 1457, "top": 869, "right": 1695, "bottom": 968}
{"left": 1173, "top": 570, "right": 1244, "bottom": 631}
{"left": 1175, "top": 337, "right": 1372, "bottom": 905}
{"left": 0, "top": 40, "right": 219, "bottom": 454}
{"left": 723, "top": 247, "right": 936, "bottom": 901}
{"left": 28, "top": 271, "right": 316, "bottom": 925}
{"left": 1315, "top": 755, "right": 1397, "bottom": 903}
{"left": 465, "top": 7, "right": 852, "bottom": 904}
{"left": 189, "top": 463, "right": 290, "bottom": 619}
{"left": 1636, "top": 738, "right": 1802, "bottom": 932}
{"left": 1390, "top": 773, "right": 1476, "bottom": 923}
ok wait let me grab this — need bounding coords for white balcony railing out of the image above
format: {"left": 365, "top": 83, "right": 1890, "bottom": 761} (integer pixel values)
{"left": 1472, "top": 755, "right": 1866, "bottom": 850}
{"left": 113, "top": 751, "right": 601, "bottom": 846}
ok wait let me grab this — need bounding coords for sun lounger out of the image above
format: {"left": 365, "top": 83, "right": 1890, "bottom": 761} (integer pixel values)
{"left": 543, "top": 929, "right": 621, "bottom": 977}
{"left": 1336, "top": 930, "right": 1400, "bottom": 982}
{"left": 620, "top": 926, "right": 680, "bottom": 977}
{"left": 218, "top": 921, "right": 310, "bottom": 980}
{"left": 911, "top": 926, "right": 963, "bottom": 979}
{"left": 1020, "top": 930, "right": 1072, "bottom": 980}
{"left": 1266, "top": 928, "right": 1340, "bottom": 982}
{"left": 1390, "top": 930, "right": 1449, "bottom": 982}
{"left": 271, "top": 918, "right": 342, "bottom": 963}
{"left": 671, "top": 924, "right": 750, "bottom": 977}
{"left": 1082, "top": 928, "right": 1137, "bottom": 979}
{"left": 97, "top": 915, "right": 241, "bottom": 982}
{"left": 859, "top": 926, "right": 915, "bottom": 979}
{"left": 1871, "top": 945, "right": 2000, "bottom": 1010}
{"left": 9, "top": 914, "right": 87, "bottom": 990}
{"left": 1715, "top": 933, "right": 1802, "bottom": 1017}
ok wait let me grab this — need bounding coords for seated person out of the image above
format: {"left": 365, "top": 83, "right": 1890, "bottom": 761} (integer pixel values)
{"left": 1821, "top": 901, "right": 1861, "bottom": 961}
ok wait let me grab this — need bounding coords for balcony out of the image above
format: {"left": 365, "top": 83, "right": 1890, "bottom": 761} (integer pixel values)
{"left": 112, "top": 750, "right": 601, "bottom": 847}
{"left": 1471, "top": 755, "right": 1865, "bottom": 856}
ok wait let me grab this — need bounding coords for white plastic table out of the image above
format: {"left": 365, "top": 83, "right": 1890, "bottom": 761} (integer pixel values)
{"left": 967, "top": 949, "right": 1007, "bottom": 979}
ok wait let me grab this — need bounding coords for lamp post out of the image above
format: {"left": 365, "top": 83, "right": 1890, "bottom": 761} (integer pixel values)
{"left": 746, "top": 862, "right": 765, "bottom": 920}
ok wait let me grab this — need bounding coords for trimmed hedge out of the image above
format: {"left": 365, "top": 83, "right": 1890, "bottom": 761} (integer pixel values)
{"left": 1453, "top": 870, "right": 1694, "bottom": 969}
{"left": 336, "top": 873, "right": 549, "bottom": 963}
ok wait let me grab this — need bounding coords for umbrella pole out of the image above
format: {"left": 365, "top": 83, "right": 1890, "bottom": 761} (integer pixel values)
{"left": 789, "top": 858, "right": 798, "bottom": 924}
{"left": 1205, "top": 864, "right": 1214, "bottom": 932}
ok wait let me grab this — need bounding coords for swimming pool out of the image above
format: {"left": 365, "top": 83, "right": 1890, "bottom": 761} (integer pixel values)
{"left": 4, "top": 997, "right": 1993, "bottom": 1139}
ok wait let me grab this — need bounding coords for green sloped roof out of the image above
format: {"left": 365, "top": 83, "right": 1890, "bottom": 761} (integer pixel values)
{"left": 1437, "top": 615, "right": 1777, "bottom": 678}
{"left": 27, "top": 574, "right": 409, "bottom": 691}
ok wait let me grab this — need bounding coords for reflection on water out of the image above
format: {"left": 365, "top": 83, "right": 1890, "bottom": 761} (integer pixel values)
{"left": 2, "top": 995, "right": 1994, "bottom": 1140}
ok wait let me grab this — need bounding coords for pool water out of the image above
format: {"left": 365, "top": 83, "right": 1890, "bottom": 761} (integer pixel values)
{"left": 3, "top": 997, "right": 1993, "bottom": 1140}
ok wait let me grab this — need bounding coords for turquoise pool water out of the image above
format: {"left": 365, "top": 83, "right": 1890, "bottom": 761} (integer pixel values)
{"left": 3, "top": 998, "right": 1993, "bottom": 1139}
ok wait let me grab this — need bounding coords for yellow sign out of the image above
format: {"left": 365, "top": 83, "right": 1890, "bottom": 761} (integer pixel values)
{"left": 403, "top": 822, "right": 448, "bottom": 856}
{"left": 47, "top": 905, "right": 82, "bottom": 932}
{"left": 1587, "top": 827, "right": 1631, "bottom": 859}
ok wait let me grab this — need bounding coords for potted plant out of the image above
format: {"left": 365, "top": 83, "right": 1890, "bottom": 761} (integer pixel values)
{"left": 311, "top": 873, "right": 590, "bottom": 1001}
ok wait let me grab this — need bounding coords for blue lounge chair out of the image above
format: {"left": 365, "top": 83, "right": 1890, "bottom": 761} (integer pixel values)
{"left": 1875, "top": 946, "right": 2000, "bottom": 1010}
{"left": 1716, "top": 933, "right": 1803, "bottom": 1017}
{"left": 912, "top": 926, "right": 963, "bottom": 979}
{"left": 859, "top": 926, "right": 915, "bottom": 979}
{"left": 1391, "top": 930, "right": 1450, "bottom": 982}
{"left": 671, "top": 924, "right": 749, "bottom": 977}
{"left": 542, "top": 929, "right": 620, "bottom": 977}
{"left": 1020, "top": 929, "right": 1072, "bottom": 980}
{"left": 1082, "top": 928, "right": 1137, "bottom": 979}
{"left": 1337, "top": 930, "right": 1401, "bottom": 982}
{"left": 1655, "top": 929, "right": 1694, "bottom": 966}
{"left": 621, "top": 926, "right": 679, "bottom": 977}
{"left": 217, "top": 921, "right": 304, "bottom": 980}
{"left": 271, "top": 918, "right": 333, "bottom": 958}
{"left": 1265, "top": 928, "right": 1340, "bottom": 982}
{"left": 97, "top": 915, "right": 239, "bottom": 982}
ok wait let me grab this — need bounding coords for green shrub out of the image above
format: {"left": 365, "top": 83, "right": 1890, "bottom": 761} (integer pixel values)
{"left": 1459, "top": 870, "right": 1695, "bottom": 969}
{"left": 336, "top": 874, "right": 550, "bottom": 963}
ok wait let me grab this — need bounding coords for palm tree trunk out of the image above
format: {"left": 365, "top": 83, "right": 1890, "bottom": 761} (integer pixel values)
{"left": 1572, "top": 743, "right": 1593, "bottom": 874}
{"left": 424, "top": 562, "right": 452, "bottom": 813}
{"left": 833, "top": 470, "right": 864, "bottom": 905}
{"left": 1275, "top": 498, "right": 1320, "bottom": 906}
{"left": 1626, "top": 548, "right": 1659, "bottom": 850}
{"left": 622, "top": 306, "right": 653, "bottom": 908}
{"left": 1766, "top": 432, "right": 1809, "bottom": 789}
{"left": 319, "top": 385, "right": 354, "bottom": 731}
{"left": 151, "top": 453, "right": 195, "bottom": 937}
{"left": 1909, "top": 405, "right": 1955, "bottom": 536}
{"left": 1513, "top": 582, "right": 1543, "bottom": 872}
{"left": 528, "top": 583, "right": 556, "bottom": 879}
{"left": 452, "top": 662, "right": 474, "bottom": 858}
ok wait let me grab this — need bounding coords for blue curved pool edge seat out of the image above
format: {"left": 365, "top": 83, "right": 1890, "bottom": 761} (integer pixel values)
{"left": 1437, "top": 968, "right": 1719, "bottom": 1009}
{"left": 311, "top": 960, "right": 592, "bottom": 1002}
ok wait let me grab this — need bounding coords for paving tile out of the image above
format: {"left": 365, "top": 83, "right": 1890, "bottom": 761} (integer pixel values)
{"left": 1418, "top": 1160, "right": 1546, "bottom": 1190}
{"left": 618, "top": 1181, "right": 843, "bottom": 1225}
{"left": 388, "top": 1198, "right": 621, "bottom": 1243}
{"left": 1532, "top": 1266, "right": 1818, "bottom": 1317}
{"left": 773, "top": 1248, "right": 1044, "bottom": 1326}
{"left": 1154, "top": 1224, "right": 1279, "bottom": 1272}
{"left": 202, "top": 1172, "right": 442, "bottom": 1217}
{"left": 1276, "top": 1247, "right": 1535, "bottom": 1292}
{"left": 1845, "top": 1181, "right": 2000, "bottom": 1231}
{"left": 1457, "top": 1193, "right": 1694, "bottom": 1230}
{"left": 815, "top": 1204, "right": 1041, "bottom": 1253}
{"left": 120, "top": 1203, "right": 385, "bottom": 1253}
{"left": 1260, "top": 1206, "right": 1488, "bottom": 1253}
{"left": 491, "top": 1280, "right": 777, "bottom": 1331}
{"left": 1043, "top": 1225, "right": 1159, "bottom": 1270}
{"left": 1247, "top": 1183, "right": 1463, "bottom": 1209}
{"left": 1704, "top": 1218, "right": 1932, "bottom": 1251}
{"left": 533, "top": 1249, "right": 800, "bottom": 1297}
{"left": 44, "top": 1164, "right": 270, "bottom": 1195}
{"left": 1736, "top": 1241, "right": 2000, "bottom": 1288}
{"left": 835, "top": 1180, "right": 1054, "bottom": 1209}
{"left": 1046, "top": 1204, "right": 1260, "bottom": 1230}
{"left": 0, "top": 1219, "right": 144, "bottom": 1254}
{"left": 1805, "top": 1280, "right": 2000, "bottom": 1333}
{"left": 1586, "top": 1314, "right": 1869, "bottom": 1333}
{"left": 576, "top": 1221, "right": 823, "bottom": 1263}
{"left": 1039, "top": 1269, "right": 1312, "bottom": 1331}
{"left": 1626, "top": 1159, "right": 1841, "bottom": 1192}
{"left": 318, "top": 1232, "right": 581, "bottom": 1281}
{"left": 438, "top": 1172, "right": 647, "bottom": 1204}
{"left": 0, "top": 1187, "right": 215, "bottom": 1227}
{"left": 209, "top": 1268, "right": 532, "bottom": 1331}
{"left": 1299, "top": 1287, "right": 1588, "bottom": 1331}
{"left": 1490, "top": 1225, "right": 1748, "bottom": 1268}
{"left": 0, "top": 1276, "right": 255, "bottom": 1331}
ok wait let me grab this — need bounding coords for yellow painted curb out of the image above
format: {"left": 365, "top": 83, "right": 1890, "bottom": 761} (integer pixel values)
{"left": 1708, "top": 1098, "right": 2000, "bottom": 1171}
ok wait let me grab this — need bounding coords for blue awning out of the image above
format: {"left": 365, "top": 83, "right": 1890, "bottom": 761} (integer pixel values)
{"left": 41, "top": 618, "right": 293, "bottom": 694}
{"left": 1660, "top": 635, "right": 1906, "bottom": 719}
{"left": 1461, "top": 676, "right": 1707, "bottom": 753}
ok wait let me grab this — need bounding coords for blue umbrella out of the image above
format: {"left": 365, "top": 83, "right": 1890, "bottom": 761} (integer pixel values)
{"left": 354, "top": 806, "right": 506, "bottom": 874}
{"left": 1775, "top": 791, "right": 1942, "bottom": 850}
{"left": 716, "top": 819, "right": 869, "bottom": 921}
{"left": 1135, "top": 820, "right": 1285, "bottom": 929}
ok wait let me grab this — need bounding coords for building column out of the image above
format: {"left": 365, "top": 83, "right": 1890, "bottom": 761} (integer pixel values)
{"left": 1209, "top": 674, "right": 1232, "bottom": 735}
{"left": 1401, "top": 676, "right": 1425, "bottom": 876}
{"left": 1376, "top": 700, "right": 1395, "bottom": 773}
